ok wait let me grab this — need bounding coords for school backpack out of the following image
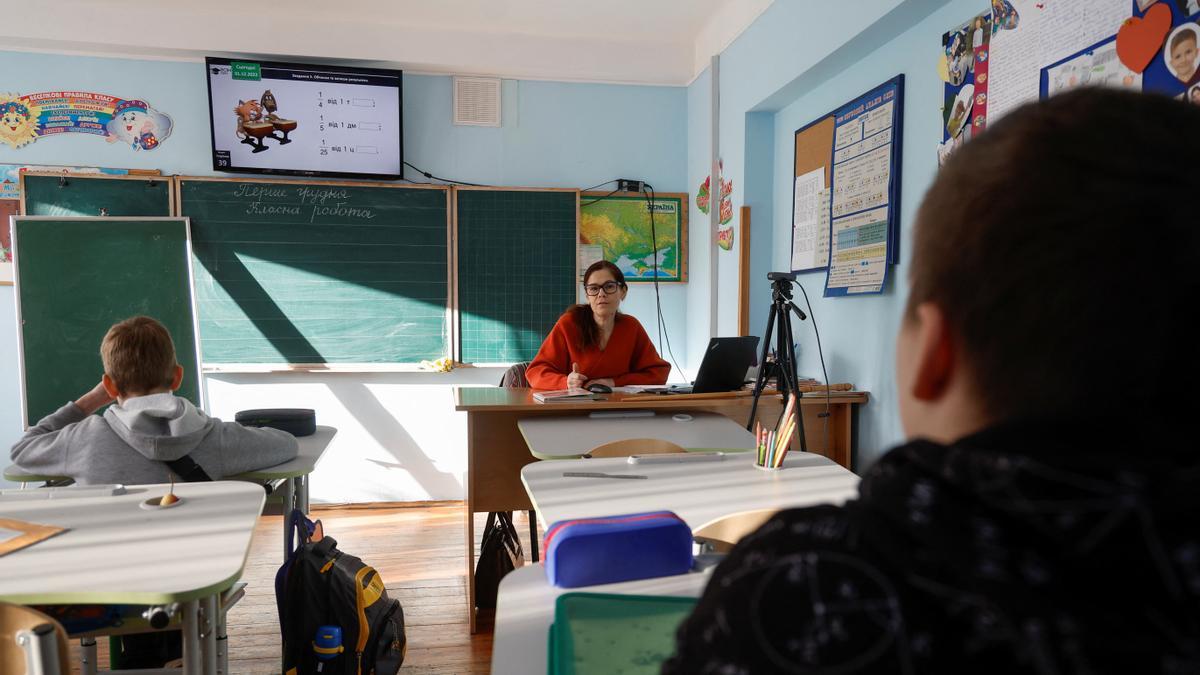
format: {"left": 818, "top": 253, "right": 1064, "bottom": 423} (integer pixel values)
{"left": 277, "top": 510, "right": 406, "bottom": 675}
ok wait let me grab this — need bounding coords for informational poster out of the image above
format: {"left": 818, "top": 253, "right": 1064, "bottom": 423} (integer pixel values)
{"left": 1042, "top": 36, "right": 1141, "bottom": 96}
{"left": 825, "top": 77, "right": 903, "bottom": 297}
{"left": 986, "top": 0, "right": 1131, "bottom": 119}
{"left": 790, "top": 168, "right": 826, "bottom": 271}
{"left": 0, "top": 92, "right": 172, "bottom": 151}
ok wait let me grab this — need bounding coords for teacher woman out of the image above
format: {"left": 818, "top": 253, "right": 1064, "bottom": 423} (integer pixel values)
{"left": 526, "top": 261, "right": 670, "bottom": 390}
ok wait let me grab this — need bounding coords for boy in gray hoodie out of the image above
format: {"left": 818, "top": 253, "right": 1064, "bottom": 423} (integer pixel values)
{"left": 11, "top": 315, "right": 298, "bottom": 485}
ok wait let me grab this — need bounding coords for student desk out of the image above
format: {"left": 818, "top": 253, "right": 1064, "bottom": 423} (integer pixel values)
{"left": 521, "top": 448, "right": 859, "bottom": 531}
{"left": 517, "top": 411, "right": 756, "bottom": 459}
{"left": 454, "top": 386, "right": 866, "bottom": 632}
{"left": 3, "top": 425, "right": 337, "bottom": 560}
{"left": 0, "top": 481, "right": 265, "bottom": 675}
{"left": 491, "top": 563, "right": 710, "bottom": 675}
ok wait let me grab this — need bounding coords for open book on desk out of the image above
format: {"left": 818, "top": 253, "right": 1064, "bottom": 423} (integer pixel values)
{"left": 533, "top": 389, "right": 603, "bottom": 403}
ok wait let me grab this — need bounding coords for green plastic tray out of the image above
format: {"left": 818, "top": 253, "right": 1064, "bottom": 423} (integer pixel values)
{"left": 548, "top": 592, "right": 697, "bottom": 675}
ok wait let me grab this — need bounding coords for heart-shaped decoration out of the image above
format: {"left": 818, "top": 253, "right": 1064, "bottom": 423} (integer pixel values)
{"left": 1117, "top": 3, "right": 1172, "bottom": 73}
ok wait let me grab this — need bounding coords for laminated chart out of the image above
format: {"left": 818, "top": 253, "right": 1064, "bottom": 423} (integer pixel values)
{"left": 825, "top": 77, "right": 903, "bottom": 297}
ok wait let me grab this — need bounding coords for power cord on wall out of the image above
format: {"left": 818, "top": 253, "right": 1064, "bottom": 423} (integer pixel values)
{"left": 403, "top": 160, "right": 489, "bottom": 187}
{"left": 795, "top": 282, "right": 832, "bottom": 453}
{"left": 641, "top": 183, "right": 685, "bottom": 379}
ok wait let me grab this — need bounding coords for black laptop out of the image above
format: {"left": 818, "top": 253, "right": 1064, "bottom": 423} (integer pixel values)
{"left": 669, "top": 336, "right": 759, "bottom": 394}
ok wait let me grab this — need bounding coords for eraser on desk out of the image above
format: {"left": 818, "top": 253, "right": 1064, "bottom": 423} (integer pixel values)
{"left": 543, "top": 511, "right": 693, "bottom": 588}
{"left": 235, "top": 408, "right": 316, "bottom": 437}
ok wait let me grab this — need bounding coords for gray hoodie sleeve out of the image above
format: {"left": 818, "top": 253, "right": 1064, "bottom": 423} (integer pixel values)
{"left": 10, "top": 402, "right": 90, "bottom": 475}
{"left": 208, "top": 421, "right": 300, "bottom": 478}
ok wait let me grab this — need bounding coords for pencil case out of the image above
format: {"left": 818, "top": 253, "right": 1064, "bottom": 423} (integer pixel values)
{"left": 235, "top": 408, "right": 316, "bottom": 437}
{"left": 543, "top": 511, "right": 693, "bottom": 588}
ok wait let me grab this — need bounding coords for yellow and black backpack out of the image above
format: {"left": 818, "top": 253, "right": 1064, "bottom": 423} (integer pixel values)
{"left": 277, "top": 511, "right": 406, "bottom": 675}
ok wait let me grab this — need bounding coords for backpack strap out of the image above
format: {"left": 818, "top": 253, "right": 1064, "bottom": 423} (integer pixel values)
{"left": 164, "top": 454, "right": 212, "bottom": 483}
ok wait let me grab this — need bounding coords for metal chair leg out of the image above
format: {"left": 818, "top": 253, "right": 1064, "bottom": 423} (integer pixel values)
{"left": 528, "top": 510, "right": 539, "bottom": 562}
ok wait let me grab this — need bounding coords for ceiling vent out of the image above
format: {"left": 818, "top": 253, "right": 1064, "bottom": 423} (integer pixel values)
{"left": 454, "top": 76, "right": 502, "bottom": 127}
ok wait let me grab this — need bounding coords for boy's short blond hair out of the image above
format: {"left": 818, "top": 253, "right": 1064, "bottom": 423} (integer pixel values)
{"left": 100, "top": 316, "right": 178, "bottom": 395}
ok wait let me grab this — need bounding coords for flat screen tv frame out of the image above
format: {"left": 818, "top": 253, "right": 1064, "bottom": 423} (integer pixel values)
{"left": 204, "top": 56, "right": 403, "bottom": 181}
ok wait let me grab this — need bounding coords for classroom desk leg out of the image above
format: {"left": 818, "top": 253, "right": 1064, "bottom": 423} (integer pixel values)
{"left": 201, "top": 595, "right": 218, "bottom": 675}
{"left": 79, "top": 637, "right": 98, "bottom": 675}
{"left": 296, "top": 474, "right": 310, "bottom": 514}
{"left": 282, "top": 479, "right": 297, "bottom": 560}
{"left": 181, "top": 599, "right": 202, "bottom": 674}
{"left": 465, "top": 413, "right": 478, "bottom": 633}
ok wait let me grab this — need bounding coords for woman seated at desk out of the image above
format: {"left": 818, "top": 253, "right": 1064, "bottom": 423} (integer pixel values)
{"left": 526, "top": 261, "right": 670, "bottom": 390}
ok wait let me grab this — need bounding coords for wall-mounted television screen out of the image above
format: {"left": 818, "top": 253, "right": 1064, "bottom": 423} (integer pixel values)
{"left": 205, "top": 57, "right": 402, "bottom": 180}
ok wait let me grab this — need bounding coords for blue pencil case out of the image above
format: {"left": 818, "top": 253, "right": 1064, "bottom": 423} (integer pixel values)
{"left": 543, "top": 511, "right": 694, "bottom": 588}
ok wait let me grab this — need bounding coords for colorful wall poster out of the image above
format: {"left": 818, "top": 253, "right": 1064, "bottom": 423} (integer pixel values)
{"left": 825, "top": 76, "right": 904, "bottom": 297}
{"left": 0, "top": 92, "right": 172, "bottom": 151}
{"left": 938, "top": 9, "right": 993, "bottom": 165}
{"left": 580, "top": 192, "right": 688, "bottom": 282}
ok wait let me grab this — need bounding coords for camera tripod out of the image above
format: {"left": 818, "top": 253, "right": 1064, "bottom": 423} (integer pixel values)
{"left": 746, "top": 272, "right": 808, "bottom": 453}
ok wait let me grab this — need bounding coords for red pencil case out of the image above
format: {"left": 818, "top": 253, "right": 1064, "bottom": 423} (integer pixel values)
{"left": 543, "top": 511, "right": 694, "bottom": 588}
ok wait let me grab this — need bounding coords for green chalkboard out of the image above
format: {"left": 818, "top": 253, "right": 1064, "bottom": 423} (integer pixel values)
{"left": 20, "top": 173, "right": 172, "bottom": 218}
{"left": 179, "top": 178, "right": 449, "bottom": 364}
{"left": 456, "top": 188, "right": 577, "bottom": 363}
{"left": 13, "top": 217, "right": 202, "bottom": 427}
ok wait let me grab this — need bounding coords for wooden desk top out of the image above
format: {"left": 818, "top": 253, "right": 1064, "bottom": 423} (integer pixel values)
{"left": 454, "top": 387, "right": 868, "bottom": 412}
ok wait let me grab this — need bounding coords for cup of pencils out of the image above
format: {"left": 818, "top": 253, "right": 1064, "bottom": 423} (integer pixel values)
{"left": 755, "top": 393, "right": 798, "bottom": 470}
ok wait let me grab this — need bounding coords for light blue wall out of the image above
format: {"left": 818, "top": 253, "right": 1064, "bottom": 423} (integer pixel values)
{"left": 0, "top": 50, "right": 687, "bottom": 488}
{"left": 684, "top": 66, "right": 712, "bottom": 374}
{"left": 687, "top": 0, "right": 981, "bottom": 469}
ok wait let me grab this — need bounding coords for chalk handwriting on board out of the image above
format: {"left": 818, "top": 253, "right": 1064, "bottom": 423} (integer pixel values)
{"left": 232, "top": 183, "right": 377, "bottom": 223}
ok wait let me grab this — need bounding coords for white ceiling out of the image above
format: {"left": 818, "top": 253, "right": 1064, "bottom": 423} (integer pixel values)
{"left": 0, "top": 0, "right": 773, "bottom": 85}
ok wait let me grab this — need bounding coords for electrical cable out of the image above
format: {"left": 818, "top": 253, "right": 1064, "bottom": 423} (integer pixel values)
{"left": 642, "top": 184, "right": 685, "bottom": 379}
{"left": 795, "top": 281, "right": 832, "bottom": 454}
{"left": 580, "top": 188, "right": 622, "bottom": 207}
{"left": 402, "top": 161, "right": 488, "bottom": 187}
{"left": 580, "top": 179, "right": 620, "bottom": 193}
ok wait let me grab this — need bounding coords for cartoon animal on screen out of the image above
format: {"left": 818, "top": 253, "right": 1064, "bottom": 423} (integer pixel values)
{"left": 0, "top": 95, "right": 41, "bottom": 149}
{"left": 106, "top": 99, "right": 172, "bottom": 151}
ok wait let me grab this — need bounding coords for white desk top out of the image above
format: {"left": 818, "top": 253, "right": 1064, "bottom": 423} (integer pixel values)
{"left": 232, "top": 425, "right": 336, "bottom": 479}
{"left": 518, "top": 412, "right": 755, "bottom": 459}
{"left": 3, "top": 425, "right": 336, "bottom": 483}
{"left": 521, "top": 450, "right": 859, "bottom": 529}
{"left": 491, "top": 563, "right": 710, "bottom": 675}
{"left": 0, "top": 481, "right": 265, "bottom": 605}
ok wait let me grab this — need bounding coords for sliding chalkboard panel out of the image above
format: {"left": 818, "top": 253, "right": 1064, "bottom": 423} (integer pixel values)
{"left": 20, "top": 173, "right": 172, "bottom": 218}
{"left": 178, "top": 178, "right": 449, "bottom": 364}
{"left": 456, "top": 187, "right": 577, "bottom": 363}
{"left": 13, "top": 217, "right": 202, "bottom": 427}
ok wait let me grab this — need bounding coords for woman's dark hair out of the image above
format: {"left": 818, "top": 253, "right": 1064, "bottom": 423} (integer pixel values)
{"left": 567, "top": 260, "right": 628, "bottom": 349}
{"left": 910, "top": 88, "right": 1199, "bottom": 424}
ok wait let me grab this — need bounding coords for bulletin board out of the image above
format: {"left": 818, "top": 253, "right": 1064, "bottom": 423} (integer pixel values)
{"left": 790, "top": 75, "right": 904, "bottom": 297}
{"left": 938, "top": 0, "right": 1200, "bottom": 164}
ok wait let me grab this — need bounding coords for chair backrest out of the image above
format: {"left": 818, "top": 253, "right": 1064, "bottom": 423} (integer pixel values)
{"left": 691, "top": 508, "right": 780, "bottom": 553}
{"left": 499, "top": 362, "right": 531, "bottom": 388}
{"left": 586, "top": 438, "right": 686, "bottom": 458}
{"left": 0, "top": 603, "right": 68, "bottom": 675}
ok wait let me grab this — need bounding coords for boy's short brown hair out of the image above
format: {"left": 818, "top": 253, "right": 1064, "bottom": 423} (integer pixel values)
{"left": 100, "top": 316, "right": 178, "bottom": 395}
{"left": 909, "top": 89, "right": 1200, "bottom": 423}
{"left": 1171, "top": 29, "right": 1197, "bottom": 52}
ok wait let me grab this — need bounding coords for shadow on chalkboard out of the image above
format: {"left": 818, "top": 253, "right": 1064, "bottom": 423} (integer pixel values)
{"left": 192, "top": 242, "right": 326, "bottom": 364}
{"left": 326, "top": 381, "right": 463, "bottom": 496}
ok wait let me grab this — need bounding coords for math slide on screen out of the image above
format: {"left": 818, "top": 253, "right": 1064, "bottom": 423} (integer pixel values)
{"left": 207, "top": 60, "right": 401, "bottom": 176}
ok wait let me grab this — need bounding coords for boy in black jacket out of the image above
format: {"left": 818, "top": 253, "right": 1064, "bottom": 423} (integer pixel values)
{"left": 664, "top": 89, "right": 1200, "bottom": 673}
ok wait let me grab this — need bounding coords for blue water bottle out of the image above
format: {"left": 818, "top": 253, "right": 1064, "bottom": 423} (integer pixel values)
{"left": 312, "top": 625, "right": 343, "bottom": 672}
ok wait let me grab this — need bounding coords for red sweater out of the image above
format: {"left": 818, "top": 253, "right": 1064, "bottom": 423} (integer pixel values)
{"left": 526, "top": 312, "right": 670, "bottom": 389}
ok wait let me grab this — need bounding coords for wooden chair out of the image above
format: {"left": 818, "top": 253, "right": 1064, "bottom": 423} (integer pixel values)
{"left": 0, "top": 603, "right": 68, "bottom": 675}
{"left": 586, "top": 438, "right": 687, "bottom": 458}
{"left": 498, "top": 362, "right": 538, "bottom": 561}
{"left": 691, "top": 508, "right": 780, "bottom": 553}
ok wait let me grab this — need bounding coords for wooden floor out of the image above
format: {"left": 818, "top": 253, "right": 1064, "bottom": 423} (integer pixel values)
{"left": 70, "top": 502, "right": 540, "bottom": 674}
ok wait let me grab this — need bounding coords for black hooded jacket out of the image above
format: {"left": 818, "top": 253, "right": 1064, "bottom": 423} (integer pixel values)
{"left": 664, "top": 420, "right": 1200, "bottom": 673}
